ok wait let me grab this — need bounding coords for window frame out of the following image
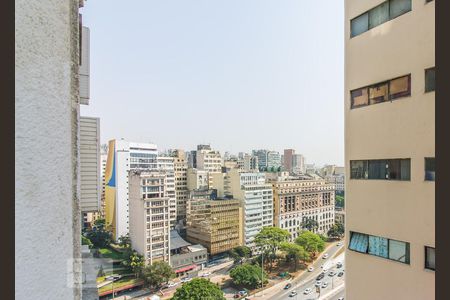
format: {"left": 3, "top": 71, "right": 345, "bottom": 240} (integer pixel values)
{"left": 424, "top": 157, "right": 435, "bottom": 181}
{"left": 425, "top": 67, "right": 435, "bottom": 93}
{"left": 350, "top": 159, "right": 411, "bottom": 181}
{"left": 425, "top": 246, "right": 435, "bottom": 271}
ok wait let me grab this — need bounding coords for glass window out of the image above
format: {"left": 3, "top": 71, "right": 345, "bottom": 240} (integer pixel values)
{"left": 350, "top": 160, "right": 368, "bottom": 179}
{"left": 351, "top": 13, "right": 369, "bottom": 37}
{"left": 369, "top": 2, "right": 390, "bottom": 29}
{"left": 425, "top": 246, "right": 435, "bottom": 270}
{"left": 368, "top": 235, "right": 389, "bottom": 258}
{"left": 351, "top": 88, "right": 369, "bottom": 108}
{"left": 400, "top": 159, "right": 411, "bottom": 180}
{"left": 369, "top": 82, "right": 389, "bottom": 105}
{"left": 425, "top": 67, "right": 435, "bottom": 92}
{"left": 349, "top": 232, "right": 369, "bottom": 253}
{"left": 389, "top": 75, "right": 411, "bottom": 99}
{"left": 425, "top": 158, "right": 435, "bottom": 181}
{"left": 388, "top": 239, "right": 410, "bottom": 264}
{"left": 368, "top": 160, "right": 387, "bottom": 179}
{"left": 389, "top": 0, "right": 412, "bottom": 19}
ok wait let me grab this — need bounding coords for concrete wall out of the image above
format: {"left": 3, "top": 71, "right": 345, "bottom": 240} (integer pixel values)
{"left": 15, "top": 0, "right": 81, "bottom": 299}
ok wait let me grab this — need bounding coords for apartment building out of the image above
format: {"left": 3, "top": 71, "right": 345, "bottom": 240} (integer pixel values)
{"left": 345, "top": 0, "right": 435, "bottom": 299}
{"left": 252, "top": 149, "right": 268, "bottom": 171}
{"left": 272, "top": 178, "right": 336, "bottom": 240}
{"left": 325, "top": 174, "right": 345, "bottom": 194}
{"left": 292, "top": 154, "right": 305, "bottom": 174}
{"left": 225, "top": 170, "right": 273, "bottom": 250}
{"left": 283, "top": 149, "right": 295, "bottom": 173}
{"left": 187, "top": 168, "right": 209, "bottom": 191}
{"left": 243, "top": 154, "right": 259, "bottom": 172}
{"left": 104, "top": 140, "right": 158, "bottom": 240}
{"left": 157, "top": 156, "right": 177, "bottom": 227}
{"left": 129, "top": 171, "right": 171, "bottom": 265}
{"left": 172, "top": 150, "right": 189, "bottom": 224}
{"left": 186, "top": 189, "right": 242, "bottom": 256}
{"left": 267, "top": 151, "right": 282, "bottom": 170}
{"left": 196, "top": 145, "right": 222, "bottom": 173}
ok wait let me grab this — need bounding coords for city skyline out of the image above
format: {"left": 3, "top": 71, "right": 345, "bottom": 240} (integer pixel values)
{"left": 80, "top": 0, "right": 344, "bottom": 166}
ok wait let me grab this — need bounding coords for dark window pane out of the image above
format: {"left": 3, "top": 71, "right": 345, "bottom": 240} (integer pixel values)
{"left": 425, "top": 67, "right": 435, "bottom": 92}
{"left": 351, "top": 88, "right": 369, "bottom": 108}
{"left": 388, "top": 239, "right": 410, "bottom": 264}
{"left": 351, "top": 13, "right": 369, "bottom": 37}
{"left": 387, "top": 159, "right": 401, "bottom": 180}
{"left": 369, "top": 82, "right": 389, "bottom": 105}
{"left": 368, "top": 235, "right": 389, "bottom": 258}
{"left": 389, "top": 0, "right": 412, "bottom": 19}
{"left": 349, "top": 232, "right": 369, "bottom": 253}
{"left": 425, "top": 157, "right": 435, "bottom": 181}
{"left": 425, "top": 247, "right": 435, "bottom": 270}
{"left": 400, "top": 159, "right": 411, "bottom": 180}
{"left": 389, "top": 75, "right": 411, "bottom": 99}
{"left": 350, "top": 160, "right": 368, "bottom": 179}
{"left": 369, "top": 2, "right": 389, "bottom": 29}
{"left": 368, "top": 160, "right": 387, "bottom": 179}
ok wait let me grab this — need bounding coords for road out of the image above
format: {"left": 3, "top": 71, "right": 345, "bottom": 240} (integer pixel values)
{"left": 268, "top": 243, "right": 345, "bottom": 300}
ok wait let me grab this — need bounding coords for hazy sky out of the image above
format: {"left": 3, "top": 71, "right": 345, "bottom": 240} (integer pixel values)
{"left": 81, "top": 0, "right": 344, "bottom": 166}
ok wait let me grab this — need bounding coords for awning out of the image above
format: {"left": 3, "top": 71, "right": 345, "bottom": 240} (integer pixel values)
{"left": 175, "top": 264, "right": 196, "bottom": 273}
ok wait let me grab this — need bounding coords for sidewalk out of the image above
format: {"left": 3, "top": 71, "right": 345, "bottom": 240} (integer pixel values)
{"left": 319, "top": 282, "right": 345, "bottom": 299}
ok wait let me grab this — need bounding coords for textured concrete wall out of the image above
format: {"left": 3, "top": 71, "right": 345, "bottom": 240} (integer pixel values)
{"left": 15, "top": 0, "right": 81, "bottom": 299}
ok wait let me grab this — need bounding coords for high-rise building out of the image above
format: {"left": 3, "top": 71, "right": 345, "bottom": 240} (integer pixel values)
{"left": 345, "top": 0, "right": 435, "bottom": 299}
{"left": 186, "top": 189, "right": 242, "bottom": 255}
{"left": 104, "top": 139, "right": 158, "bottom": 240}
{"left": 292, "top": 154, "right": 305, "bottom": 174}
{"left": 157, "top": 156, "right": 177, "bottom": 228}
{"left": 272, "top": 178, "right": 335, "bottom": 240}
{"left": 253, "top": 149, "right": 268, "bottom": 171}
{"left": 267, "top": 151, "right": 282, "bottom": 170}
{"left": 172, "top": 150, "right": 189, "bottom": 224}
{"left": 129, "top": 170, "right": 171, "bottom": 265}
{"left": 243, "top": 154, "right": 259, "bottom": 172}
{"left": 196, "top": 146, "right": 222, "bottom": 173}
{"left": 225, "top": 170, "right": 273, "bottom": 250}
{"left": 283, "top": 149, "right": 295, "bottom": 173}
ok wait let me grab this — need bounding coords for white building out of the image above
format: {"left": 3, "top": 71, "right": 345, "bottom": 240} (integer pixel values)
{"left": 129, "top": 170, "right": 171, "bottom": 265}
{"left": 104, "top": 139, "right": 158, "bottom": 240}
{"left": 292, "top": 154, "right": 305, "bottom": 174}
{"left": 196, "top": 147, "right": 222, "bottom": 173}
{"left": 225, "top": 170, "right": 273, "bottom": 250}
{"left": 157, "top": 156, "right": 177, "bottom": 227}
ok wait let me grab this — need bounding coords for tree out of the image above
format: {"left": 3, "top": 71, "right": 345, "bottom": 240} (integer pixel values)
{"left": 279, "top": 242, "right": 310, "bottom": 271}
{"left": 141, "top": 261, "right": 175, "bottom": 289}
{"left": 93, "top": 218, "right": 106, "bottom": 229}
{"left": 229, "top": 246, "right": 252, "bottom": 264}
{"left": 327, "top": 222, "right": 344, "bottom": 239}
{"left": 118, "top": 234, "right": 131, "bottom": 248}
{"left": 295, "top": 231, "right": 325, "bottom": 257}
{"left": 171, "top": 278, "right": 225, "bottom": 300}
{"left": 81, "top": 235, "right": 93, "bottom": 248}
{"left": 300, "top": 218, "right": 319, "bottom": 232}
{"left": 85, "top": 226, "right": 112, "bottom": 248}
{"left": 122, "top": 250, "right": 145, "bottom": 278}
{"left": 254, "top": 227, "right": 291, "bottom": 269}
{"left": 230, "top": 263, "right": 267, "bottom": 289}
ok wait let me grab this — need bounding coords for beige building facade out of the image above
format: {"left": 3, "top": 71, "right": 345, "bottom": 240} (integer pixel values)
{"left": 345, "top": 0, "right": 435, "bottom": 299}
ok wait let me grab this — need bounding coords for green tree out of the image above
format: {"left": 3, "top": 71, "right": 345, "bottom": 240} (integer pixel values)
{"left": 254, "top": 227, "right": 291, "bottom": 269}
{"left": 93, "top": 218, "right": 106, "bottom": 229}
{"left": 295, "top": 231, "right": 325, "bottom": 258}
{"left": 122, "top": 250, "right": 145, "bottom": 278}
{"left": 118, "top": 234, "right": 131, "bottom": 248}
{"left": 230, "top": 263, "right": 267, "bottom": 289}
{"left": 85, "top": 226, "right": 112, "bottom": 248}
{"left": 229, "top": 246, "right": 252, "bottom": 264}
{"left": 171, "top": 278, "right": 225, "bottom": 300}
{"left": 335, "top": 195, "right": 345, "bottom": 208}
{"left": 300, "top": 218, "right": 319, "bottom": 232}
{"left": 81, "top": 235, "right": 93, "bottom": 248}
{"left": 327, "top": 222, "right": 344, "bottom": 239}
{"left": 141, "top": 261, "right": 175, "bottom": 289}
{"left": 279, "top": 242, "right": 310, "bottom": 271}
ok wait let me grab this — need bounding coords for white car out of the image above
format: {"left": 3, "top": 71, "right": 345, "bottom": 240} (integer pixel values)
{"left": 308, "top": 266, "right": 314, "bottom": 272}
{"left": 303, "top": 288, "right": 312, "bottom": 295}
{"left": 167, "top": 281, "right": 179, "bottom": 288}
{"left": 181, "top": 277, "right": 192, "bottom": 283}
{"left": 337, "top": 242, "right": 342, "bottom": 246}
{"left": 200, "top": 272, "right": 211, "bottom": 277}
{"left": 323, "top": 253, "right": 329, "bottom": 259}
{"left": 323, "top": 268, "right": 328, "bottom": 273}
{"left": 321, "top": 282, "right": 328, "bottom": 288}
{"left": 315, "top": 281, "right": 322, "bottom": 287}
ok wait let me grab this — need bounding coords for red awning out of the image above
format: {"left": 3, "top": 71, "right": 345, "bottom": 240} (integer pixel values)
{"left": 175, "top": 264, "right": 196, "bottom": 273}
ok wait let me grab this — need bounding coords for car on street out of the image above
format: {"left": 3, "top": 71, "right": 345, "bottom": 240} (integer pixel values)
{"left": 337, "top": 242, "right": 342, "bottom": 246}
{"left": 167, "top": 281, "right": 179, "bottom": 288}
{"left": 308, "top": 266, "right": 314, "bottom": 272}
{"left": 284, "top": 283, "right": 292, "bottom": 289}
{"left": 321, "top": 282, "right": 328, "bottom": 288}
{"left": 316, "top": 273, "right": 325, "bottom": 280}
{"left": 323, "top": 253, "right": 329, "bottom": 259}
{"left": 200, "top": 272, "right": 211, "bottom": 277}
{"left": 338, "top": 271, "right": 344, "bottom": 277}
{"left": 315, "top": 281, "right": 322, "bottom": 287}
{"left": 181, "top": 277, "right": 192, "bottom": 283}
{"left": 337, "top": 262, "right": 343, "bottom": 268}
{"left": 329, "top": 271, "right": 336, "bottom": 277}
{"left": 303, "top": 288, "right": 312, "bottom": 295}
{"left": 238, "top": 290, "right": 248, "bottom": 296}
{"left": 289, "top": 291, "right": 298, "bottom": 297}
{"left": 337, "top": 298, "right": 344, "bottom": 300}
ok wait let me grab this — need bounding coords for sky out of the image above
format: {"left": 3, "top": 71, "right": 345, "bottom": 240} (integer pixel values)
{"left": 80, "top": 0, "right": 344, "bottom": 166}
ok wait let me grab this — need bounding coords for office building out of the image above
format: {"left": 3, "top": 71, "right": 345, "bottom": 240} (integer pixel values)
{"left": 272, "top": 178, "right": 335, "bottom": 239}
{"left": 104, "top": 140, "right": 158, "bottom": 240}
{"left": 129, "top": 170, "right": 171, "bottom": 265}
{"left": 292, "top": 154, "right": 305, "bottom": 174}
{"left": 170, "top": 230, "right": 208, "bottom": 277}
{"left": 267, "top": 151, "right": 282, "bottom": 171}
{"left": 186, "top": 189, "right": 242, "bottom": 255}
{"left": 196, "top": 145, "right": 222, "bottom": 173}
{"left": 243, "top": 154, "right": 259, "bottom": 172}
{"left": 345, "top": 0, "right": 435, "bottom": 298}
{"left": 157, "top": 156, "right": 177, "bottom": 227}
{"left": 283, "top": 149, "right": 295, "bottom": 173}
{"left": 172, "top": 150, "right": 189, "bottom": 224}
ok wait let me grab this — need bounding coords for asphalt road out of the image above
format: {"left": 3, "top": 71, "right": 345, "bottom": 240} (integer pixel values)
{"left": 271, "top": 243, "right": 345, "bottom": 300}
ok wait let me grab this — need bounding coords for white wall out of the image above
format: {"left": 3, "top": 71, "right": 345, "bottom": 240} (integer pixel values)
{"left": 15, "top": 0, "right": 81, "bottom": 299}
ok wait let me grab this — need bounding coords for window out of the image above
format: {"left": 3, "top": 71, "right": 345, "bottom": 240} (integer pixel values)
{"left": 425, "top": 157, "right": 435, "bottom": 181}
{"left": 425, "top": 67, "right": 435, "bottom": 92}
{"left": 425, "top": 246, "right": 435, "bottom": 270}
{"left": 349, "top": 232, "right": 369, "bottom": 253}
{"left": 350, "top": 0, "right": 411, "bottom": 38}
{"left": 351, "top": 159, "right": 410, "bottom": 180}
{"left": 351, "top": 74, "right": 411, "bottom": 109}
{"left": 389, "top": 239, "right": 410, "bottom": 263}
